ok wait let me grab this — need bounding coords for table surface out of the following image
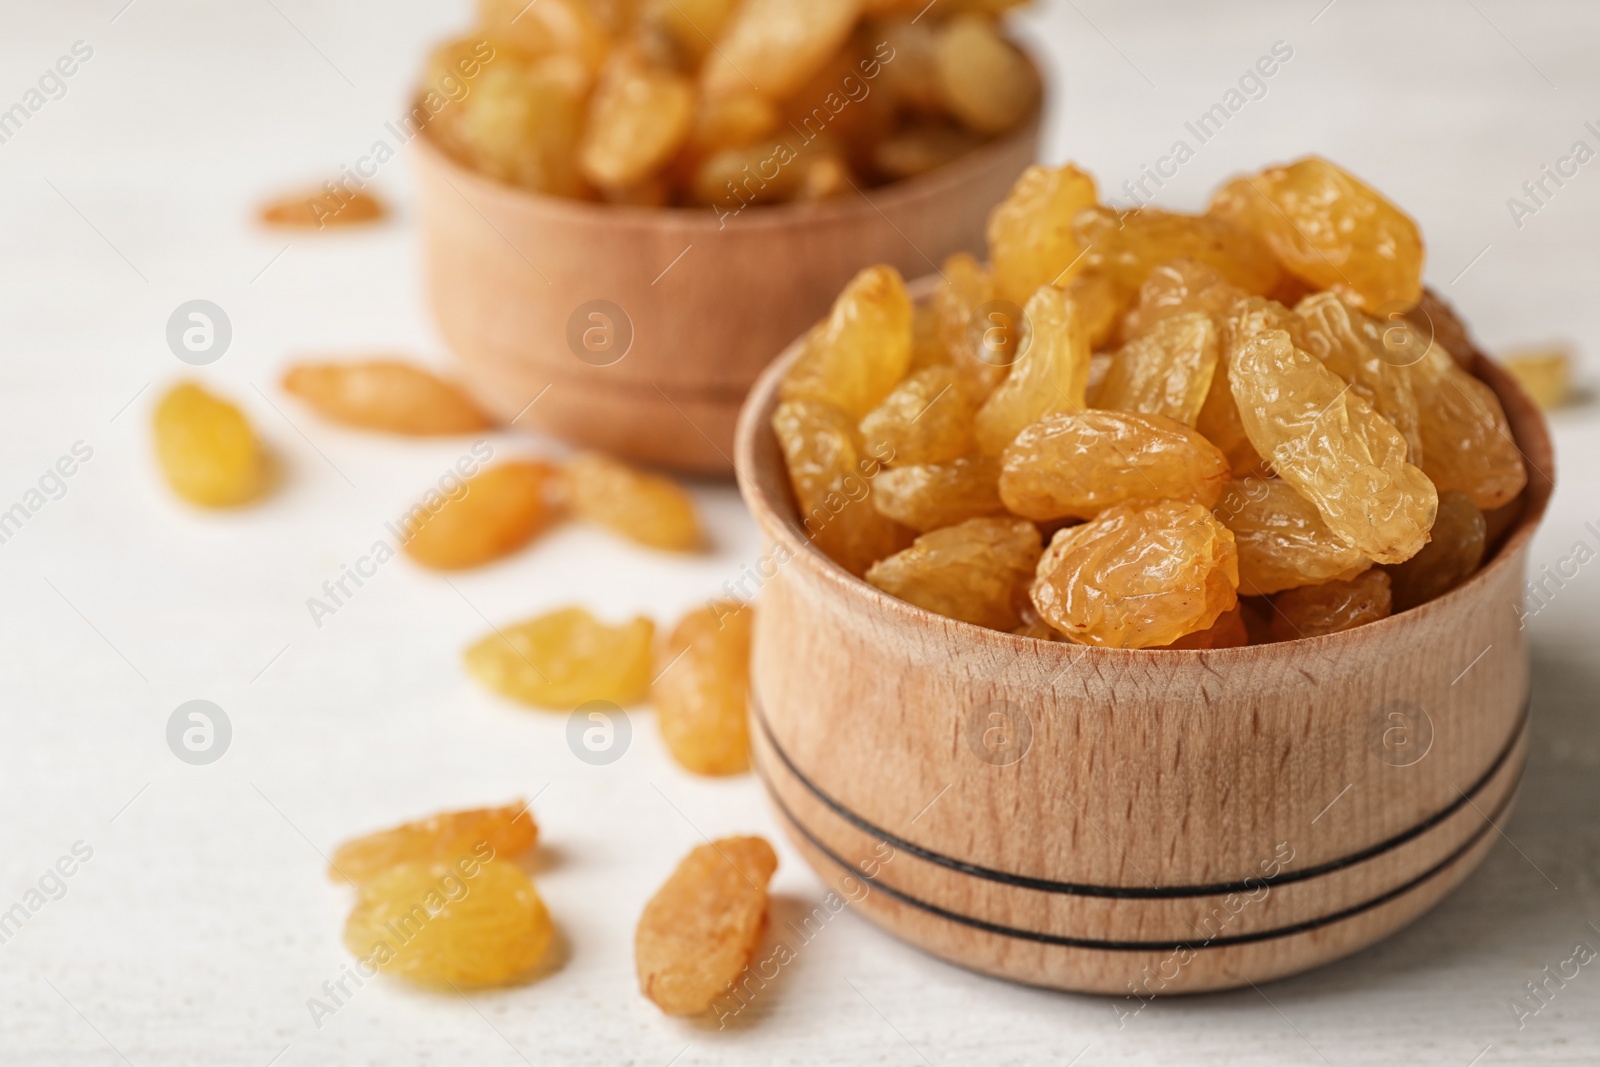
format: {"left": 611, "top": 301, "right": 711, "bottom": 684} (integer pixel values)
{"left": 2, "top": 1, "right": 1598, "bottom": 1063}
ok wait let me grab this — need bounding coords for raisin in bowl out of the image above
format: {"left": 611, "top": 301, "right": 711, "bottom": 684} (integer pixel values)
{"left": 732, "top": 204, "right": 1548, "bottom": 991}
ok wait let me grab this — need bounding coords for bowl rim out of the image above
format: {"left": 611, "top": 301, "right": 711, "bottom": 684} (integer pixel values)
{"left": 411, "top": 100, "right": 1044, "bottom": 234}
{"left": 733, "top": 282, "right": 1557, "bottom": 660}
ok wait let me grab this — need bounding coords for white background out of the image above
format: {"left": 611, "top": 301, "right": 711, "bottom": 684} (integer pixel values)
{"left": 2, "top": 0, "right": 1599, "bottom": 1063}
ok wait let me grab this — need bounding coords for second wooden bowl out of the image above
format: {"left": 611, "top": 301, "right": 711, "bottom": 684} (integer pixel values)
{"left": 734, "top": 301, "right": 1554, "bottom": 995}
{"left": 413, "top": 113, "right": 1039, "bottom": 474}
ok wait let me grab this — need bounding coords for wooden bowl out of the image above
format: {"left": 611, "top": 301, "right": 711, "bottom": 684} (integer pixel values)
{"left": 413, "top": 112, "right": 1040, "bottom": 475}
{"left": 733, "top": 291, "right": 1555, "bottom": 995}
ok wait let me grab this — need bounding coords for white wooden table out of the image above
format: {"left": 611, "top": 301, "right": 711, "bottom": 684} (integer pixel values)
{"left": 1, "top": 1, "right": 1597, "bottom": 1063}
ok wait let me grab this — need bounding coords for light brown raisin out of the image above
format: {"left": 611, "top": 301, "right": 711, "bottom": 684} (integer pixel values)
{"left": 1215, "top": 478, "right": 1371, "bottom": 596}
{"left": 1386, "top": 489, "right": 1486, "bottom": 611}
{"left": 866, "top": 516, "right": 1041, "bottom": 630}
{"left": 282, "top": 361, "right": 492, "bottom": 435}
{"left": 404, "top": 461, "right": 558, "bottom": 570}
{"left": 330, "top": 803, "right": 538, "bottom": 884}
{"left": 1031, "top": 501, "right": 1239, "bottom": 648}
{"left": 636, "top": 836, "right": 778, "bottom": 1014}
{"left": 1000, "top": 410, "right": 1229, "bottom": 520}
{"left": 872, "top": 455, "right": 1004, "bottom": 531}
{"left": 1270, "top": 568, "right": 1392, "bottom": 640}
{"left": 652, "top": 602, "right": 754, "bottom": 776}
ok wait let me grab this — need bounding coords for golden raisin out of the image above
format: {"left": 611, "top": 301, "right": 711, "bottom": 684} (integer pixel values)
{"left": 999, "top": 411, "right": 1229, "bottom": 520}
{"left": 653, "top": 602, "right": 753, "bottom": 776}
{"left": 866, "top": 516, "right": 1041, "bottom": 630}
{"left": 1158, "top": 603, "right": 1249, "bottom": 649}
{"left": 344, "top": 857, "right": 553, "bottom": 987}
{"left": 873, "top": 122, "right": 982, "bottom": 182}
{"left": 781, "top": 265, "right": 914, "bottom": 419}
{"left": 433, "top": 44, "right": 591, "bottom": 196}
{"left": 642, "top": 0, "right": 741, "bottom": 64}
{"left": 259, "top": 187, "right": 386, "bottom": 229}
{"left": 1197, "top": 296, "right": 1310, "bottom": 479}
{"left": 931, "top": 252, "right": 1006, "bottom": 396}
{"left": 1215, "top": 478, "right": 1371, "bottom": 596}
{"left": 1294, "top": 293, "right": 1422, "bottom": 463}
{"left": 478, "top": 0, "right": 609, "bottom": 70}
{"left": 153, "top": 382, "right": 264, "bottom": 508}
{"left": 985, "top": 163, "right": 1098, "bottom": 305}
{"left": 636, "top": 836, "right": 778, "bottom": 1014}
{"left": 973, "top": 285, "right": 1091, "bottom": 454}
{"left": 1120, "top": 258, "right": 1245, "bottom": 341}
{"left": 1230, "top": 330, "right": 1436, "bottom": 565}
{"left": 563, "top": 452, "right": 703, "bottom": 552}
{"left": 1270, "top": 568, "right": 1393, "bottom": 640}
{"left": 1502, "top": 347, "right": 1571, "bottom": 409}
{"left": 330, "top": 802, "right": 538, "bottom": 884}
{"left": 1411, "top": 344, "right": 1527, "bottom": 510}
{"left": 933, "top": 13, "right": 1038, "bottom": 135}
{"left": 282, "top": 360, "right": 491, "bottom": 435}
{"left": 1209, "top": 156, "right": 1425, "bottom": 311}
{"left": 772, "top": 398, "right": 911, "bottom": 576}
{"left": 1094, "top": 311, "right": 1218, "bottom": 426}
{"left": 700, "top": 0, "right": 860, "bottom": 101}
{"left": 579, "top": 50, "right": 694, "bottom": 191}
{"left": 403, "top": 461, "right": 557, "bottom": 570}
{"left": 872, "top": 455, "right": 1004, "bottom": 531}
{"left": 1074, "top": 206, "right": 1281, "bottom": 297}
{"left": 858, "top": 365, "right": 978, "bottom": 466}
{"left": 1032, "top": 501, "right": 1239, "bottom": 649}
{"left": 464, "top": 606, "right": 655, "bottom": 708}
{"left": 1062, "top": 270, "right": 1129, "bottom": 350}
{"left": 1386, "top": 489, "right": 1486, "bottom": 611}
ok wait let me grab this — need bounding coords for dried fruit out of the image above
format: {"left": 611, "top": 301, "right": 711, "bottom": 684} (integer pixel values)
{"left": 404, "top": 461, "right": 558, "bottom": 570}
{"left": 931, "top": 252, "right": 1006, "bottom": 395}
{"left": 1120, "top": 258, "right": 1245, "bottom": 341}
{"left": 1230, "top": 330, "right": 1436, "bottom": 565}
{"left": 873, "top": 455, "right": 1004, "bottom": 531}
{"left": 331, "top": 802, "right": 538, "bottom": 884}
{"left": 1411, "top": 344, "right": 1528, "bottom": 510}
{"left": 578, "top": 50, "right": 695, "bottom": 191}
{"left": 1074, "top": 206, "right": 1281, "bottom": 296}
{"left": 974, "top": 285, "right": 1091, "bottom": 454}
{"left": 432, "top": 43, "right": 591, "bottom": 196}
{"left": 563, "top": 452, "right": 703, "bottom": 552}
{"left": 1031, "top": 501, "right": 1239, "bottom": 649}
{"left": 1386, "top": 489, "right": 1486, "bottom": 611}
{"left": 701, "top": 0, "right": 861, "bottom": 101}
{"left": 152, "top": 382, "right": 264, "bottom": 507}
{"left": 344, "top": 857, "right": 552, "bottom": 987}
{"left": 1216, "top": 478, "right": 1371, "bottom": 596}
{"left": 636, "top": 836, "right": 778, "bottom": 1015}
{"left": 479, "top": 0, "right": 609, "bottom": 70}
{"left": 282, "top": 360, "right": 491, "bottom": 435}
{"left": 858, "top": 366, "right": 978, "bottom": 466}
{"left": 259, "top": 187, "right": 385, "bottom": 229}
{"left": 1209, "top": 156, "right": 1425, "bottom": 311}
{"left": 1159, "top": 603, "right": 1249, "bottom": 649}
{"left": 986, "top": 163, "right": 1099, "bottom": 304}
{"left": 782, "top": 265, "right": 913, "bottom": 419}
{"left": 873, "top": 122, "right": 982, "bottom": 181}
{"left": 772, "top": 398, "right": 911, "bottom": 576}
{"left": 1294, "top": 292, "right": 1422, "bottom": 463}
{"left": 1502, "top": 347, "right": 1572, "bottom": 409}
{"left": 643, "top": 0, "right": 742, "bottom": 63}
{"left": 933, "top": 13, "right": 1039, "bottom": 135}
{"left": 653, "top": 602, "right": 753, "bottom": 776}
{"left": 465, "top": 606, "right": 655, "bottom": 708}
{"left": 1094, "top": 311, "right": 1219, "bottom": 426}
{"left": 1270, "top": 568, "right": 1393, "bottom": 640}
{"left": 1062, "top": 270, "right": 1128, "bottom": 350}
{"left": 1000, "top": 411, "right": 1229, "bottom": 520}
{"left": 866, "top": 516, "right": 1041, "bottom": 629}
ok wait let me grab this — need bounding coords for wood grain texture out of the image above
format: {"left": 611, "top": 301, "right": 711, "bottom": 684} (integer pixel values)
{"left": 734, "top": 287, "right": 1556, "bottom": 994}
{"left": 412, "top": 111, "right": 1040, "bottom": 474}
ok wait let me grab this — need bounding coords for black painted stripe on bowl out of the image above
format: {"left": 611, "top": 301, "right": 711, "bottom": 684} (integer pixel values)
{"left": 753, "top": 693, "right": 1529, "bottom": 899}
{"left": 763, "top": 761, "right": 1520, "bottom": 952}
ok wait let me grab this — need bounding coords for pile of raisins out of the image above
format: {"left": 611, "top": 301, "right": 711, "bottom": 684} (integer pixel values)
{"left": 421, "top": 0, "right": 1039, "bottom": 205}
{"left": 774, "top": 156, "right": 1529, "bottom": 648}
